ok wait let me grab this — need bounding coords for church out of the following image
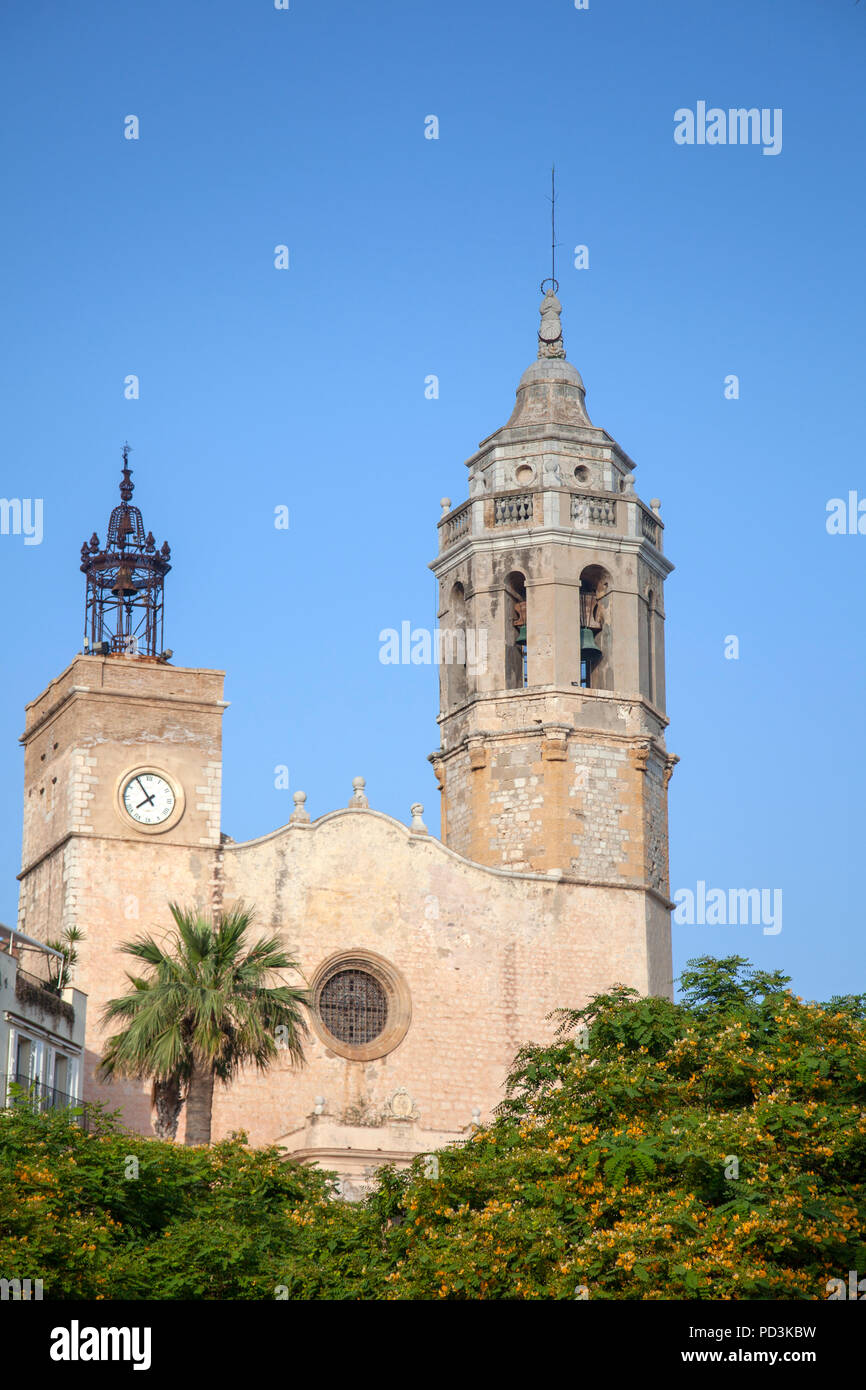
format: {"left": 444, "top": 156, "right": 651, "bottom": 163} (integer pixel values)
{"left": 15, "top": 282, "right": 676, "bottom": 1193}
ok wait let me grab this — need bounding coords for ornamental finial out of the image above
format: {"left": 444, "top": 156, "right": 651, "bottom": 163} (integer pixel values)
{"left": 119, "top": 443, "right": 135, "bottom": 502}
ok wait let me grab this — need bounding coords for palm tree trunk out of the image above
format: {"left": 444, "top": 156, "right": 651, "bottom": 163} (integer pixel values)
{"left": 151, "top": 1078, "right": 184, "bottom": 1141}
{"left": 184, "top": 1062, "right": 215, "bottom": 1145}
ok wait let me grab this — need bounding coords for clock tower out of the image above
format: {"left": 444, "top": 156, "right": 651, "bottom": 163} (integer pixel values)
{"left": 17, "top": 456, "right": 227, "bottom": 1128}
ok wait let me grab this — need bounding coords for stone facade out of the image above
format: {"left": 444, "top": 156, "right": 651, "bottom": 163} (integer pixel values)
{"left": 14, "top": 287, "right": 676, "bottom": 1183}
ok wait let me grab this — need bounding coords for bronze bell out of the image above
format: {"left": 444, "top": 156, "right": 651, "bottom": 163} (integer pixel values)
{"left": 580, "top": 626, "right": 602, "bottom": 666}
{"left": 111, "top": 562, "right": 138, "bottom": 597}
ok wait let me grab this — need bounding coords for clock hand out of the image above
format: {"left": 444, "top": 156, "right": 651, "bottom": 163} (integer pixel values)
{"left": 133, "top": 777, "right": 156, "bottom": 809}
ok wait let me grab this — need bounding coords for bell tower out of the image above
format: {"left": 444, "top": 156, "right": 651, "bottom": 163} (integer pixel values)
{"left": 430, "top": 284, "right": 677, "bottom": 908}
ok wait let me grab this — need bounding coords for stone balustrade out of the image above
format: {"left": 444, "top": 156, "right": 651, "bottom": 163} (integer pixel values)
{"left": 640, "top": 508, "right": 660, "bottom": 547}
{"left": 571, "top": 493, "right": 617, "bottom": 527}
{"left": 437, "top": 489, "right": 663, "bottom": 553}
{"left": 492, "top": 493, "right": 533, "bottom": 525}
{"left": 439, "top": 501, "right": 472, "bottom": 550}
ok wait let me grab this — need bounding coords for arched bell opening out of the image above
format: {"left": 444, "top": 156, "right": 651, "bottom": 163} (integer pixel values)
{"left": 447, "top": 580, "right": 469, "bottom": 708}
{"left": 645, "top": 588, "right": 656, "bottom": 705}
{"left": 579, "top": 564, "right": 612, "bottom": 690}
{"left": 504, "top": 571, "right": 528, "bottom": 690}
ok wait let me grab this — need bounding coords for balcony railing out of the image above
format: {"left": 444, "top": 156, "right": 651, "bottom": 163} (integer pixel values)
{"left": 493, "top": 493, "right": 533, "bottom": 525}
{"left": 640, "top": 508, "right": 661, "bottom": 547}
{"left": 571, "top": 493, "right": 617, "bottom": 527}
{"left": 438, "top": 490, "right": 663, "bottom": 552}
{"left": 440, "top": 501, "right": 471, "bottom": 548}
{"left": 2, "top": 1073, "right": 92, "bottom": 1132}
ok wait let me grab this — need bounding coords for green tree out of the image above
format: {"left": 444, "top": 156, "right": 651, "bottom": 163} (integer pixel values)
{"left": 4, "top": 956, "right": 862, "bottom": 1300}
{"left": 676, "top": 953, "right": 792, "bottom": 1015}
{"left": 0, "top": 1101, "right": 335, "bottom": 1300}
{"left": 371, "top": 956, "right": 866, "bottom": 1299}
{"left": 99, "top": 904, "right": 309, "bottom": 1144}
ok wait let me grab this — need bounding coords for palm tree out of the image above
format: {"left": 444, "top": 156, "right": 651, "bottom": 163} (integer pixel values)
{"left": 45, "top": 925, "right": 85, "bottom": 993}
{"left": 98, "top": 903, "right": 309, "bottom": 1144}
{"left": 99, "top": 965, "right": 189, "bottom": 1140}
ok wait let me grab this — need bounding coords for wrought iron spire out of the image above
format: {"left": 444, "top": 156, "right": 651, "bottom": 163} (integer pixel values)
{"left": 80, "top": 448, "right": 171, "bottom": 659}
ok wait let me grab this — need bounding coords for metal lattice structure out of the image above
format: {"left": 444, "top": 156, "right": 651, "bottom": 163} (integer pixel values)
{"left": 318, "top": 969, "right": 388, "bottom": 1045}
{"left": 81, "top": 446, "right": 171, "bottom": 658}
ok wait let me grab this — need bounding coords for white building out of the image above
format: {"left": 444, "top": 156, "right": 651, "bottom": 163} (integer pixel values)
{"left": 0, "top": 924, "right": 87, "bottom": 1121}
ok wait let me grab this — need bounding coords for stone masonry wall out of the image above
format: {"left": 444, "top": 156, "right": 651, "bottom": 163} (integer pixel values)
{"left": 208, "top": 809, "right": 666, "bottom": 1149}
{"left": 440, "top": 728, "right": 652, "bottom": 884}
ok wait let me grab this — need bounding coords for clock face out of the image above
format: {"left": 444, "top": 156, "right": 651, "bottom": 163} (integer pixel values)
{"left": 122, "top": 772, "right": 176, "bottom": 826}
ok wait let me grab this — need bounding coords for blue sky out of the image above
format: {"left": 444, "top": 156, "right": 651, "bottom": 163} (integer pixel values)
{"left": 0, "top": 0, "right": 863, "bottom": 1002}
